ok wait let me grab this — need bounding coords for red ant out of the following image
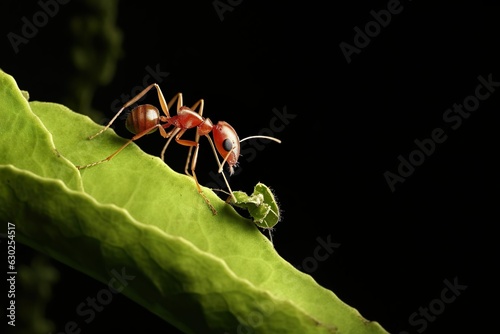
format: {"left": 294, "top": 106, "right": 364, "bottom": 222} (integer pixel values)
{"left": 76, "top": 83, "right": 281, "bottom": 214}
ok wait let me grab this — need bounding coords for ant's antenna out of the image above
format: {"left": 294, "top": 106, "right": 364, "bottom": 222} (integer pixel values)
{"left": 240, "top": 135, "right": 281, "bottom": 144}
{"left": 217, "top": 135, "right": 281, "bottom": 174}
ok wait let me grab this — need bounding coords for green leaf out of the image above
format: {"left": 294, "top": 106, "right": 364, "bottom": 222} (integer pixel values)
{"left": 0, "top": 69, "right": 389, "bottom": 333}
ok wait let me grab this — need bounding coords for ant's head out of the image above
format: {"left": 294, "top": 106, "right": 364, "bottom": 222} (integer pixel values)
{"left": 212, "top": 121, "right": 240, "bottom": 175}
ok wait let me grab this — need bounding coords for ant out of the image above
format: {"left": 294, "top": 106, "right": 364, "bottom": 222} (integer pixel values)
{"left": 76, "top": 83, "right": 281, "bottom": 214}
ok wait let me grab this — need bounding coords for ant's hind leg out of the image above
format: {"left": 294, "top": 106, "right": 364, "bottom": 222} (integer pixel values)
{"left": 77, "top": 124, "right": 161, "bottom": 169}
{"left": 90, "top": 83, "right": 166, "bottom": 140}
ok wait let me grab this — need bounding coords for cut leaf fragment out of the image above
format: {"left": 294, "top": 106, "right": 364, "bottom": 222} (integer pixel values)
{"left": 231, "top": 182, "right": 281, "bottom": 229}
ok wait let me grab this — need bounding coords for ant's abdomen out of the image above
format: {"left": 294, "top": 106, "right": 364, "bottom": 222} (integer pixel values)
{"left": 126, "top": 104, "right": 160, "bottom": 134}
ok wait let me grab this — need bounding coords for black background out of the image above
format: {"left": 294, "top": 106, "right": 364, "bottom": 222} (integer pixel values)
{"left": 1, "top": 1, "right": 498, "bottom": 333}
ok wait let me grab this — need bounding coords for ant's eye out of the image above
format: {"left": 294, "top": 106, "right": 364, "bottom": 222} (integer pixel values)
{"left": 222, "top": 138, "right": 233, "bottom": 152}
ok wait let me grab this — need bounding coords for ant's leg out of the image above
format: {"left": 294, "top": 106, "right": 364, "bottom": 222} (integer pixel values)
{"left": 217, "top": 146, "right": 237, "bottom": 174}
{"left": 190, "top": 99, "right": 204, "bottom": 116}
{"left": 204, "top": 135, "right": 236, "bottom": 202}
{"left": 174, "top": 129, "right": 217, "bottom": 215}
{"left": 77, "top": 124, "right": 161, "bottom": 169}
{"left": 184, "top": 142, "right": 198, "bottom": 177}
{"left": 90, "top": 84, "right": 172, "bottom": 140}
{"left": 160, "top": 127, "right": 181, "bottom": 161}
{"left": 184, "top": 99, "right": 205, "bottom": 176}
{"left": 174, "top": 130, "right": 201, "bottom": 185}
{"left": 186, "top": 140, "right": 200, "bottom": 180}
{"left": 166, "top": 92, "right": 183, "bottom": 115}
{"left": 160, "top": 92, "right": 186, "bottom": 132}
{"left": 180, "top": 99, "right": 234, "bottom": 200}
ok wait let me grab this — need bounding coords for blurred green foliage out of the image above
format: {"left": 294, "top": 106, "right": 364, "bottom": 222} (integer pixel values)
{"left": 64, "top": 0, "right": 123, "bottom": 121}
{"left": 7, "top": 255, "right": 59, "bottom": 334}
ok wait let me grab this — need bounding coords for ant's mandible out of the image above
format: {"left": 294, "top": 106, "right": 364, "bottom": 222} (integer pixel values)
{"left": 76, "top": 83, "right": 281, "bottom": 214}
